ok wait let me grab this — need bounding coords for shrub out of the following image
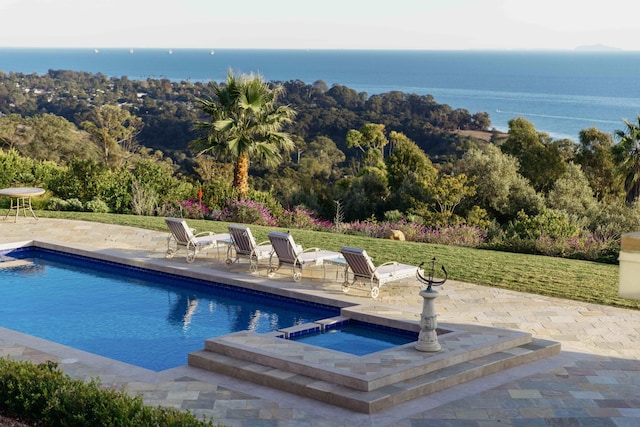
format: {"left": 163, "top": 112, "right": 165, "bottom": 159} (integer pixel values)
{"left": 279, "top": 206, "right": 332, "bottom": 231}
{"left": 47, "top": 159, "right": 134, "bottom": 214}
{"left": 157, "top": 200, "right": 212, "bottom": 220}
{"left": 130, "top": 180, "right": 158, "bottom": 216}
{"left": 245, "top": 189, "right": 284, "bottom": 219}
{"left": 131, "top": 159, "right": 193, "bottom": 205}
{"left": 0, "top": 149, "right": 37, "bottom": 188}
{"left": 179, "top": 200, "right": 211, "bottom": 219}
{"left": 506, "top": 209, "right": 578, "bottom": 240}
{"left": 342, "top": 219, "right": 487, "bottom": 248}
{"left": 47, "top": 159, "right": 109, "bottom": 203}
{"left": 33, "top": 160, "right": 65, "bottom": 189}
{"left": 588, "top": 201, "right": 640, "bottom": 238}
{"left": 216, "top": 199, "right": 277, "bottom": 226}
{"left": 485, "top": 230, "right": 620, "bottom": 264}
{"left": 383, "top": 210, "right": 404, "bottom": 222}
{"left": 0, "top": 358, "right": 213, "bottom": 426}
{"left": 85, "top": 199, "right": 110, "bottom": 213}
{"left": 66, "top": 198, "right": 85, "bottom": 212}
{"left": 420, "top": 224, "right": 487, "bottom": 247}
{"left": 200, "top": 176, "right": 235, "bottom": 211}
{"left": 46, "top": 197, "right": 70, "bottom": 211}
{"left": 342, "top": 216, "right": 380, "bottom": 238}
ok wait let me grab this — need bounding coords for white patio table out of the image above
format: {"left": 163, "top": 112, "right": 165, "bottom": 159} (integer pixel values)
{"left": 0, "top": 187, "right": 45, "bottom": 222}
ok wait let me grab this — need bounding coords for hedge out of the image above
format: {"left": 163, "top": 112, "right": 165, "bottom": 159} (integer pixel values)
{"left": 0, "top": 358, "right": 217, "bottom": 427}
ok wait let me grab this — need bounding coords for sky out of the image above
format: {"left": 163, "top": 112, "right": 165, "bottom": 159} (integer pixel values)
{"left": 0, "top": 0, "right": 639, "bottom": 50}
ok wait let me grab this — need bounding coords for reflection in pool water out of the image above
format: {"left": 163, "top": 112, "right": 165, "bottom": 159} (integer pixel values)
{"left": 0, "top": 247, "right": 338, "bottom": 371}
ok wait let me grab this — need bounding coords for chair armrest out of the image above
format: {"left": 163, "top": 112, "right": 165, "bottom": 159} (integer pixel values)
{"left": 194, "top": 231, "right": 214, "bottom": 237}
{"left": 301, "top": 247, "right": 322, "bottom": 254}
{"left": 374, "top": 261, "right": 399, "bottom": 274}
{"left": 251, "top": 242, "right": 274, "bottom": 257}
{"left": 292, "top": 247, "right": 324, "bottom": 265}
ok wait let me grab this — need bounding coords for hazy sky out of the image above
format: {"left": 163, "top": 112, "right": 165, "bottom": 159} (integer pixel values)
{"left": 1, "top": 0, "right": 638, "bottom": 50}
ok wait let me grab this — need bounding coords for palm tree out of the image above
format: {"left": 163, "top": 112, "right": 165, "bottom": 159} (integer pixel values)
{"left": 613, "top": 117, "right": 640, "bottom": 204}
{"left": 191, "top": 71, "right": 296, "bottom": 197}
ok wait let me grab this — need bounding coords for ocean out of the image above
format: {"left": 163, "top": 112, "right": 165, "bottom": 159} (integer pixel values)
{"left": 1, "top": 48, "right": 640, "bottom": 141}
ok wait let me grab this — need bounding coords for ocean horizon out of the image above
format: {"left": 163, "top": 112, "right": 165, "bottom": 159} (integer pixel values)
{"left": 2, "top": 47, "right": 640, "bottom": 141}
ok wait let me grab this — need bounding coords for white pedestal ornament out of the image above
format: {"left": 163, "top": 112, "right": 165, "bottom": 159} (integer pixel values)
{"left": 414, "top": 258, "right": 447, "bottom": 353}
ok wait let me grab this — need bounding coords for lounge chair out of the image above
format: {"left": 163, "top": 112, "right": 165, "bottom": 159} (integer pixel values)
{"left": 267, "top": 231, "right": 341, "bottom": 282}
{"left": 225, "top": 224, "right": 273, "bottom": 273}
{"left": 165, "top": 217, "right": 230, "bottom": 263}
{"left": 340, "top": 246, "right": 420, "bottom": 299}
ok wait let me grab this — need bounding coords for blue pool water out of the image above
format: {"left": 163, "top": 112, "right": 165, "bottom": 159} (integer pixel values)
{"left": 290, "top": 322, "right": 417, "bottom": 356}
{"left": 0, "top": 248, "right": 339, "bottom": 371}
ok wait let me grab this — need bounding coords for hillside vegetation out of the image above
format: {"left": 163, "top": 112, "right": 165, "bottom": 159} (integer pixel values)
{"left": 2, "top": 70, "right": 640, "bottom": 267}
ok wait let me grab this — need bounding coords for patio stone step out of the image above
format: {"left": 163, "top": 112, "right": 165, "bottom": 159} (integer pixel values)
{"left": 196, "top": 325, "right": 533, "bottom": 392}
{"left": 189, "top": 338, "right": 560, "bottom": 413}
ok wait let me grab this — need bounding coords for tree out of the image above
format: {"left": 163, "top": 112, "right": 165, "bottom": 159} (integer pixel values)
{"left": 471, "top": 112, "right": 491, "bottom": 130}
{"left": 191, "top": 72, "right": 296, "bottom": 197}
{"left": 298, "top": 136, "right": 346, "bottom": 180}
{"left": 386, "top": 131, "right": 437, "bottom": 189}
{"left": 546, "top": 162, "right": 597, "bottom": 218}
{"left": 430, "top": 173, "right": 476, "bottom": 223}
{"left": 346, "top": 123, "right": 389, "bottom": 162}
{"left": 613, "top": 117, "right": 640, "bottom": 204}
{"left": 81, "top": 105, "right": 143, "bottom": 168}
{"left": 457, "top": 144, "right": 544, "bottom": 222}
{"left": 0, "top": 113, "right": 99, "bottom": 164}
{"left": 0, "top": 114, "right": 25, "bottom": 150}
{"left": 26, "top": 114, "right": 100, "bottom": 164}
{"left": 501, "top": 117, "right": 566, "bottom": 193}
{"left": 575, "top": 127, "right": 620, "bottom": 201}
{"left": 384, "top": 131, "right": 438, "bottom": 214}
{"left": 335, "top": 167, "right": 390, "bottom": 221}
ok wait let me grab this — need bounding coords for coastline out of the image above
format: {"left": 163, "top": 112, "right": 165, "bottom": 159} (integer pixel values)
{"left": 1, "top": 48, "right": 639, "bottom": 140}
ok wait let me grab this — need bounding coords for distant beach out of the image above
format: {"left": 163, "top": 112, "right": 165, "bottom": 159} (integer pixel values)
{"left": 1, "top": 48, "right": 640, "bottom": 140}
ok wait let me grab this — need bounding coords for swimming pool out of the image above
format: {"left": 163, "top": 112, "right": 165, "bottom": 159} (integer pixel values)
{"left": 0, "top": 247, "right": 339, "bottom": 371}
{"left": 288, "top": 320, "right": 418, "bottom": 356}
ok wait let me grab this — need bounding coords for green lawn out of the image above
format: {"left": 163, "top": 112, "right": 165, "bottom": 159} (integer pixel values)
{"left": 37, "top": 211, "right": 634, "bottom": 310}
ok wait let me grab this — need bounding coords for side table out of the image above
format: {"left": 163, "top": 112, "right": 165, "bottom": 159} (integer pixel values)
{"left": 0, "top": 187, "right": 46, "bottom": 222}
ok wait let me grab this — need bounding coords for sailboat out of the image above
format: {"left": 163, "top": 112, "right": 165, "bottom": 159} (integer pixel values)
{"left": 168, "top": 48, "right": 173, "bottom": 55}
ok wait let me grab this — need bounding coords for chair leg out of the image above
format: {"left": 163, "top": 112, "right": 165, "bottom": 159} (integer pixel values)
{"left": 186, "top": 243, "right": 197, "bottom": 263}
{"left": 342, "top": 280, "right": 351, "bottom": 293}
{"left": 249, "top": 256, "right": 259, "bottom": 274}
{"left": 267, "top": 256, "right": 278, "bottom": 278}
{"left": 166, "top": 236, "right": 177, "bottom": 258}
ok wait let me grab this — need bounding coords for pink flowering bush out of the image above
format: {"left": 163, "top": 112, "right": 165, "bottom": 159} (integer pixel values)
{"left": 342, "top": 219, "right": 487, "bottom": 248}
{"left": 418, "top": 224, "right": 487, "bottom": 247}
{"left": 486, "top": 230, "right": 620, "bottom": 263}
{"left": 179, "top": 200, "right": 211, "bottom": 219}
{"left": 216, "top": 199, "right": 278, "bottom": 226}
{"left": 532, "top": 233, "right": 619, "bottom": 263}
{"left": 342, "top": 219, "right": 380, "bottom": 238}
{"left": 279, "top": 206, "right": 333, "bottom": 231}
{"left": 158, "top": 199, "right": 211, "bottom": 219}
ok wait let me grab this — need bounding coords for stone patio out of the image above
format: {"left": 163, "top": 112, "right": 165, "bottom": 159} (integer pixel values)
{"left": 1, "top": 217, "right": 639, "bottom": 426}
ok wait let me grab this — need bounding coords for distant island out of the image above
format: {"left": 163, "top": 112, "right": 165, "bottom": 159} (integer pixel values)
{"left": 574, "top": 44, "right": 622, "bottom": 52}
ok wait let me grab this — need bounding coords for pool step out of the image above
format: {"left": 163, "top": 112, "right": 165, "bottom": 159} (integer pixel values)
{"left": 188, "top": 324, "right": 560, "bottom": 413}
{"left": 0, "top": 258, "right": 34, "bottom": 269}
